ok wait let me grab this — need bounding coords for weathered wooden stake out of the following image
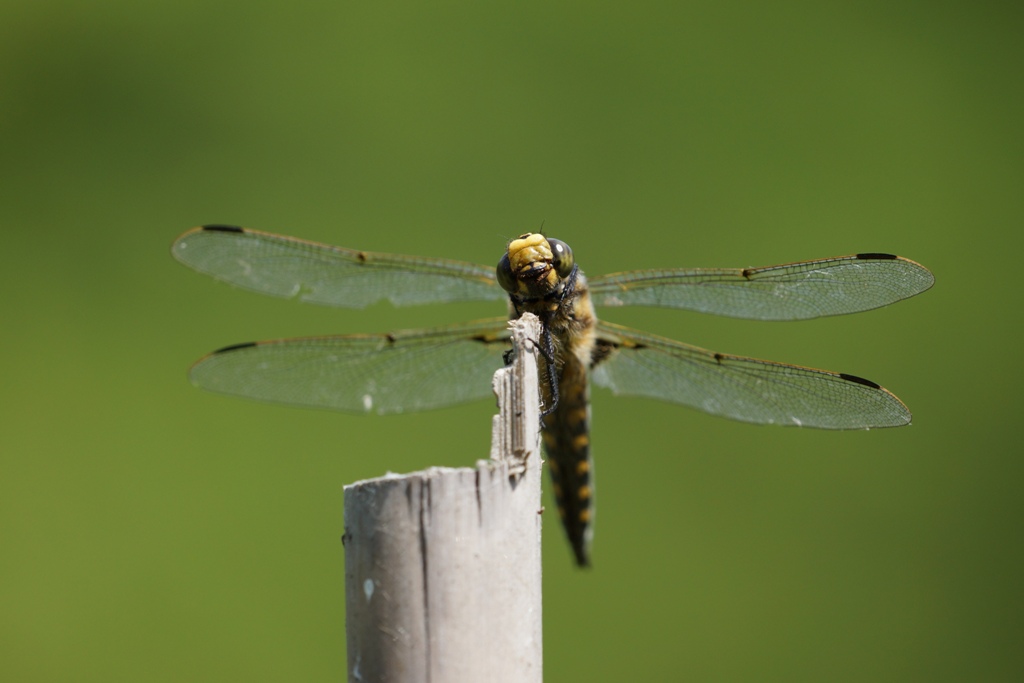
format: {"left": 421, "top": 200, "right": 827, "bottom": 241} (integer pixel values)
{"left": 343, "top": 314, "right": 543, "bottom": 683}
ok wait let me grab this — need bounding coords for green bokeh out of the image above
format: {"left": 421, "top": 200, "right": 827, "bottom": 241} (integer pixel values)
{"left": 2, "top": 1, "right": 1021, "bottom": 681}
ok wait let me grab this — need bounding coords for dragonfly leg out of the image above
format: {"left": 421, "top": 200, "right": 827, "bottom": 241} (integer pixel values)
{"left": 538, "top": 325, "right": 560, "bottom": 421}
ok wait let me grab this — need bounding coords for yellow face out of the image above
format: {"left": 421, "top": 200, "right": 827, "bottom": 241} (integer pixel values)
{"left": 496, "top": 233, "right": 576, "bottom": 300}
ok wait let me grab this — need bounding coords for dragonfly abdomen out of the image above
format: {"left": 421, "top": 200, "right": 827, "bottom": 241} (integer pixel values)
{"left": 542, "top": 353, "right": 594, "bottom": 567}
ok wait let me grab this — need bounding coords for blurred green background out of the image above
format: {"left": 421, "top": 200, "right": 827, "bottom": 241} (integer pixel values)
{"left": 2, "top": 1, "right": 1021, "bottom": 680}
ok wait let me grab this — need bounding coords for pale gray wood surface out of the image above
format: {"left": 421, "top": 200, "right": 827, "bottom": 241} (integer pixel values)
{"left": 344, "top": 314, "right": 543, "bottom": 683}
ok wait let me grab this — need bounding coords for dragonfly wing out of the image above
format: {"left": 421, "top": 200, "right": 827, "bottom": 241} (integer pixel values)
{"left": 172, "top": 225, "right": 504, "bottom": 308}
{"left": 189, "top": 318, "right": 511, "bottom": 414}
{"left": 589, "top": 254, "right": 934, "bottom": 320}
{"left": 591, "top": 321, "right": 911, "bottom": 429}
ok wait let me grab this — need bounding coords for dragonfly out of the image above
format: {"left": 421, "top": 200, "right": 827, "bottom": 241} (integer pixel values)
{"left": 172, "top": 225, "right": 934, "bottom": 566}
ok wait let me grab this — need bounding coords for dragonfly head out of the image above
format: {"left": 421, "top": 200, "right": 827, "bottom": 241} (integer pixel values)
{"left": 497, "top": 233, "right": 576, "bottom": 299}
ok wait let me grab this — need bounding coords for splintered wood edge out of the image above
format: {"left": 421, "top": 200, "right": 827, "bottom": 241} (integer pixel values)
{"left": 488, "top": 313, "right": 542, "bottom": 474}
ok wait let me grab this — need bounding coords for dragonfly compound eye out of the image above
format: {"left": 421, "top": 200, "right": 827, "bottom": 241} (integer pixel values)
{"left": 496, "top": 253, "right": 517, "bottom": 293}
{"left": 546, "top": 238, "right": 575, "bottom": 278}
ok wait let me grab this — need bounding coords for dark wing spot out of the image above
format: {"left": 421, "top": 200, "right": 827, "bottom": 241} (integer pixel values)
{"left": 213, "top": 341, "right": 258, "bottom": 354}
{"left": 741, "top": 268, "right": 753, "bottom": 279}
{"left": 590, "top": 339, "right": 618, "bottom": 368}
{"left": 855, "top": 253, "right": 897, "bottom": 260}
{"left": 356, "top": 251, "right": 368, "bottom": 262}
{"left": 385, "top": 333, "right": 396, "bottom": 343}
{"left": 713, "top": 352, "right": 724, "bottom": 363}
{"left": 839, "top": 372, "right": 881, "bottom": 389}
{"left": 201, "top": 224, "right": 245, "bottom": 233}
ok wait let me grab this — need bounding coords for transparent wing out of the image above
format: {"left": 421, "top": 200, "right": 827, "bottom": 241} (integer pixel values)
{"left": 589, "top": 253, "right": 934, "bottom": 320}
{"left": 591, "top": 321, "right": 911, "bottom": 429}
{"left": 172, "top": 225, "right": 503, "bottom": 308}
{"left": 188, "top": 318, "right": 511, "bottom": 414}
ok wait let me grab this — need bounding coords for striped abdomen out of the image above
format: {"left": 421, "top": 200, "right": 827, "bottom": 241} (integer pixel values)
{"left": 542, "top": 350, "right": 594, "bottom": 567}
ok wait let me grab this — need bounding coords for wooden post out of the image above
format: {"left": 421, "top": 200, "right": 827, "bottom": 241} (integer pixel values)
{"left": 343, "top": 314, "right": 543, "bottom": 683}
